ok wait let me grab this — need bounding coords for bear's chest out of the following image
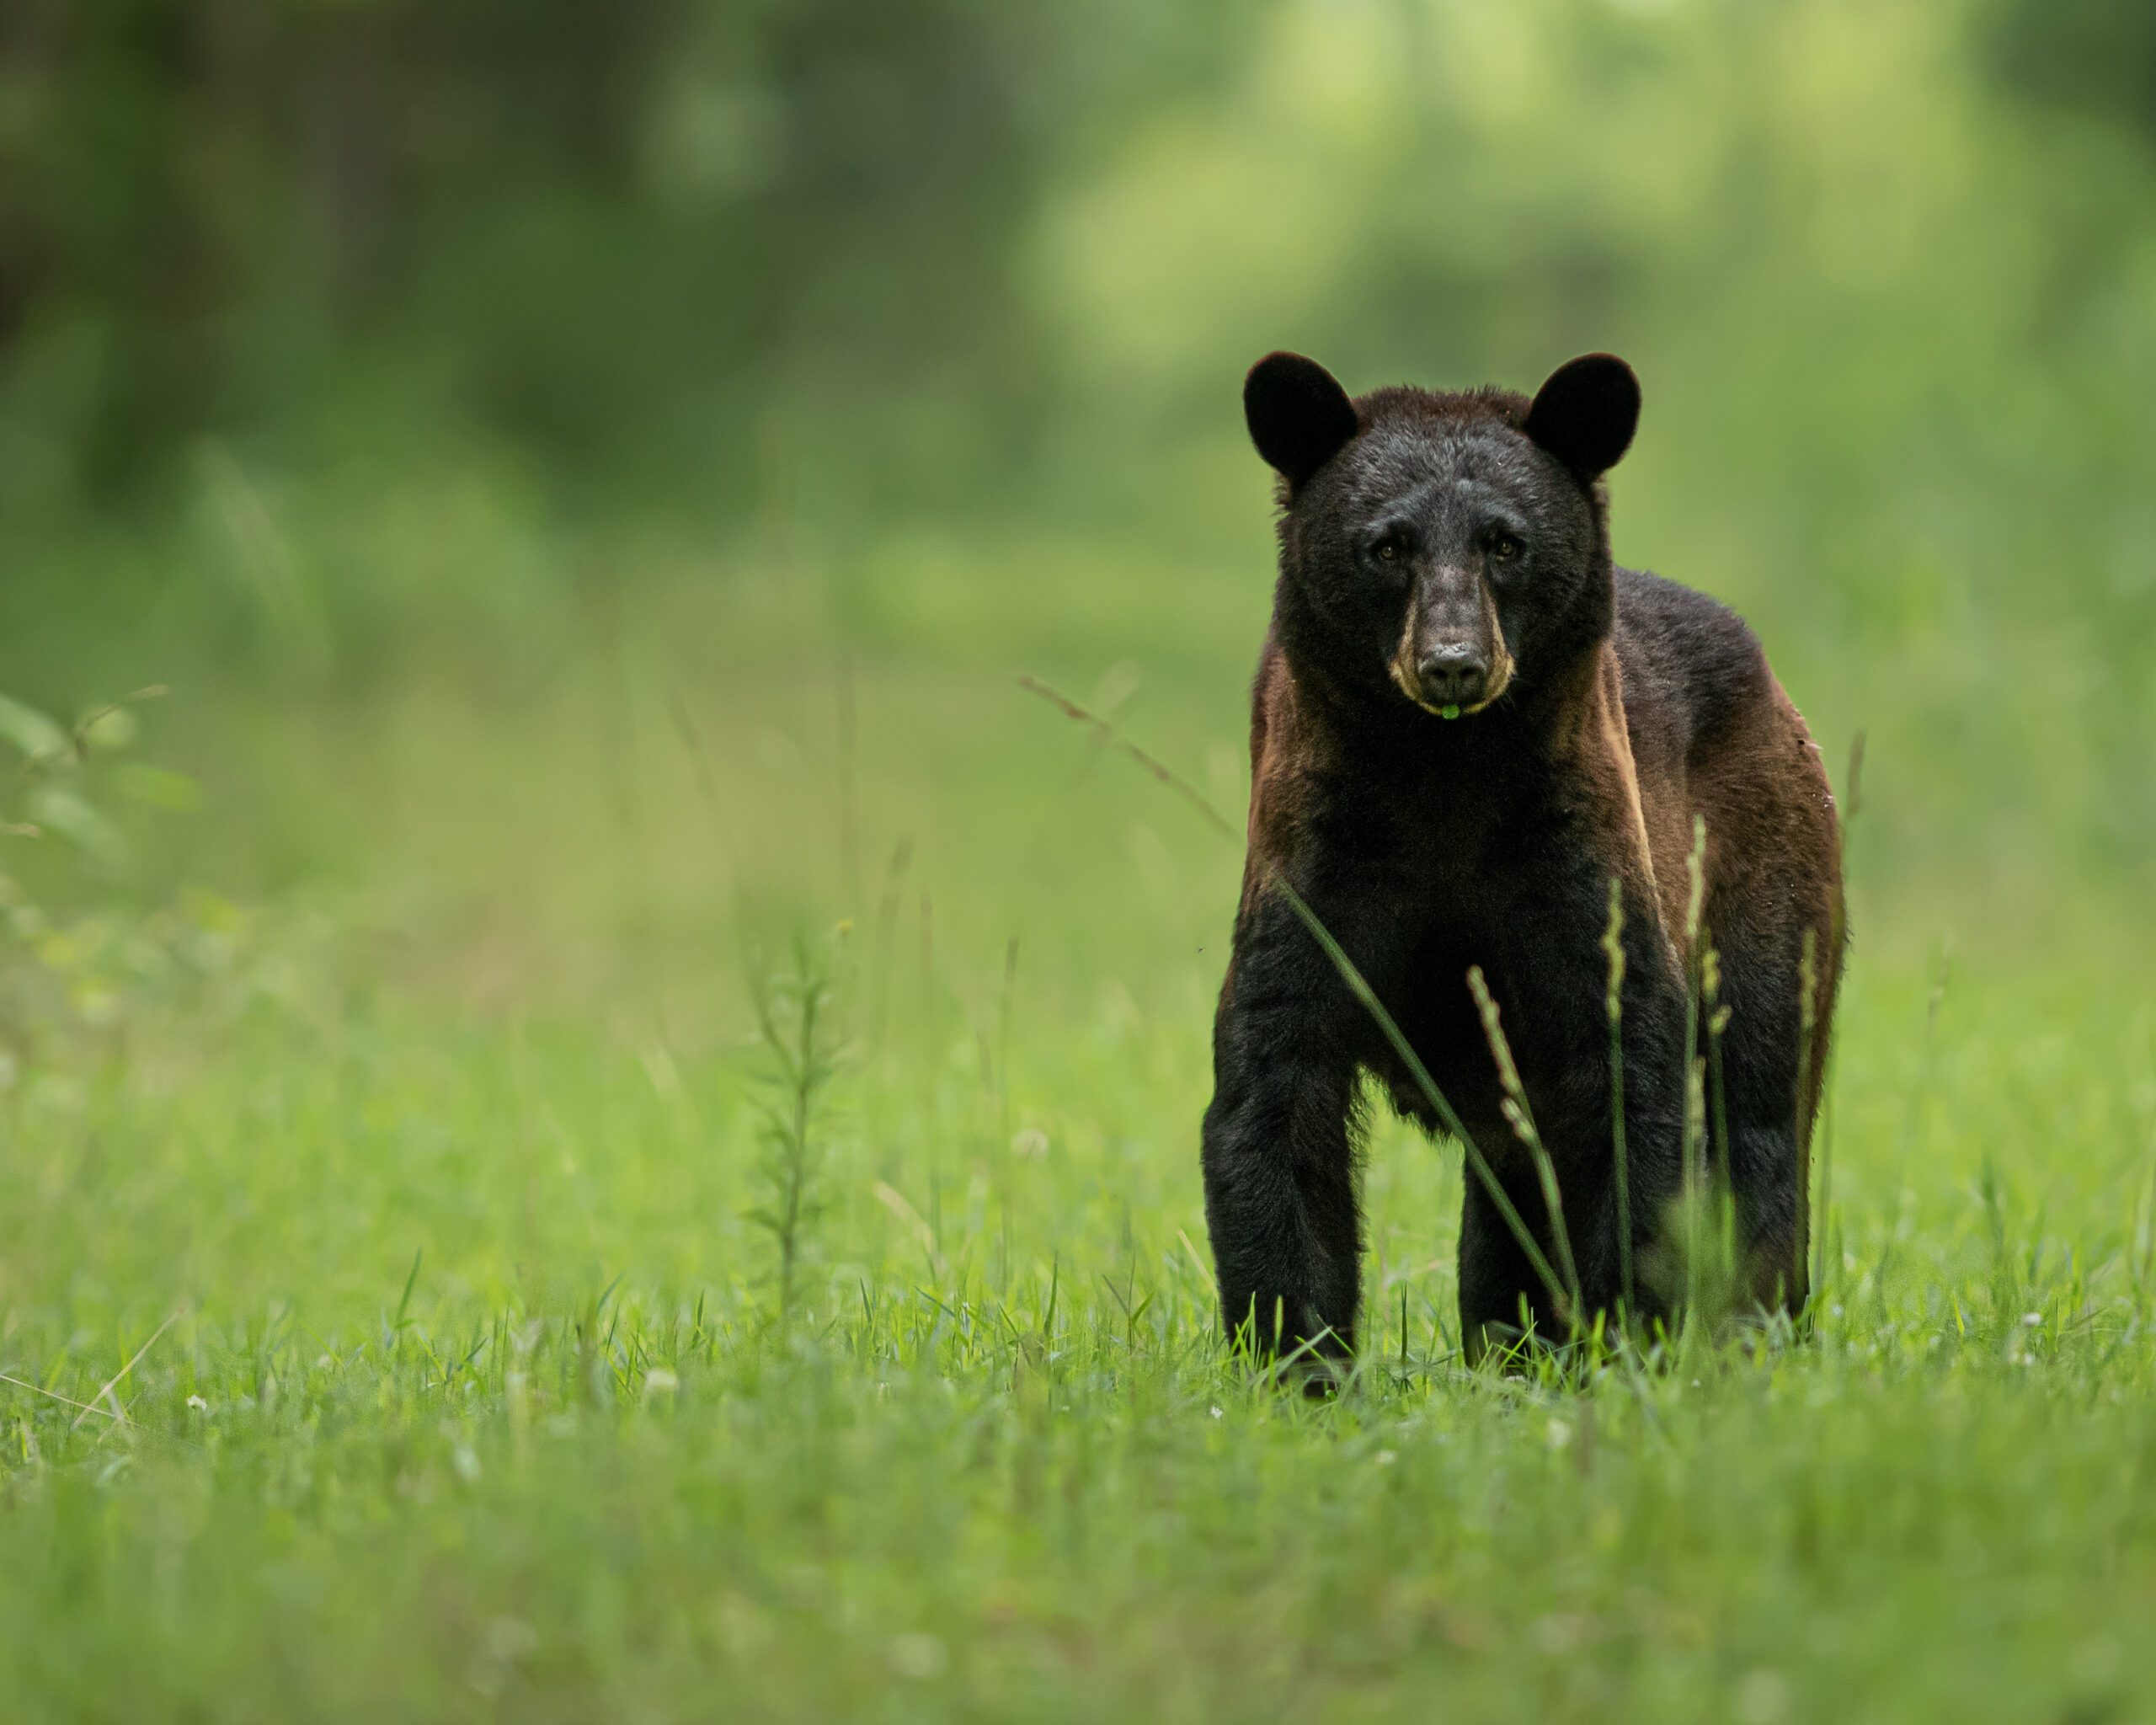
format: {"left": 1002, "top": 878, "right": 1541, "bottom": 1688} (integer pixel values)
{"left": 1299, "top": 764, "right": 1609, "bottom": 1138}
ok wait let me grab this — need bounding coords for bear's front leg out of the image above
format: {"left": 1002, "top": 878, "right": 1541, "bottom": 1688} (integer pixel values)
{"left": 1449, "top": 863, "right": 1693, "bottom": 1360}
{"left": 1201, "top": 889, "right": 1365, "bottom": 1369}
{"left": 1511, "top": 866, "right": 1693, "bottom": 1334}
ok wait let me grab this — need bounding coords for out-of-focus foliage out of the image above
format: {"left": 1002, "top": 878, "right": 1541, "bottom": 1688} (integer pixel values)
{"left": 3, "top": 19, "right": 2156, "bottom": 1716}
{"left": 0, "top": 0, "right": 1250, "bottom": 508}
{"left": 1983, "top": 0, "right": 2156, "bottom": 142}
{"left": 1, "top": 0, "right": 2153, "bottom": 975}
{"left": 0, "top": 685, "right": 318, "bottom": 1081}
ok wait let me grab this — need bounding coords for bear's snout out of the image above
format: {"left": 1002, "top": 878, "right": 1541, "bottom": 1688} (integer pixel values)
{"left": 1414, "top": 644, "right": 1489, "bottom": 711}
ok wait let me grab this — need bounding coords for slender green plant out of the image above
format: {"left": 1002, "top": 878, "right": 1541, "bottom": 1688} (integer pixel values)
{"left": 1794, "top": 926, "right": 1819, "bottom": 1307}
{"left": 1680, "top": 814, "right": 1709, "bottom": 1328}
{"left": 1603, "top": 879, "right": 1636, "bottom": 1316}
{"left": 1467, "top": 964, "right": 1585, "bottom": 1331}
{"left": 1704, "top": 943, "right": 1736, "bottom": 1274}
{"left": 1812, "top": 730, "right": 1865, "bottom": 1306}
{"left": 2132, "top": 1109, "right": 2156, "bottom": 1297}
{"left": 745, "top": 934, "right": 847, "bottom": 1327}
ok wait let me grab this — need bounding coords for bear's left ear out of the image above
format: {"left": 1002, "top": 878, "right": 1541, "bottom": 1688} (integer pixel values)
{"left": 1524, "top": 354, "right": 1640, "bottom": 483}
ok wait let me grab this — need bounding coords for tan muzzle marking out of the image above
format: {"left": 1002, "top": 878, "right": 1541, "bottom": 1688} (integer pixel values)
{"left": 1389, "top": 579, "right": 1515, "bottom": 716}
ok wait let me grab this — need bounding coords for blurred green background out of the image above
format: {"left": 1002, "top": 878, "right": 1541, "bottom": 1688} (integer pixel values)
{"left": 6, "top": 12, "right": 2156, "bottom": 1717}
{"left": 3, "top": 0, "right": 2153, "bottom": 1015}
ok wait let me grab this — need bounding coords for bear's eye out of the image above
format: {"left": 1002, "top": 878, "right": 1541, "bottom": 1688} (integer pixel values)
{"left": 1373, "top": 535, "right": 1403, "bottom": 563}
{"left": 1488, "top": 531, "right": 1523, "bottom": 563}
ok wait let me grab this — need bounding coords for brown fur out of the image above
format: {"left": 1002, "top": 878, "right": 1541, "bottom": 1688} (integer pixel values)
{"left": 1208, "top": 350, "right": 1845, "bottom": 1362}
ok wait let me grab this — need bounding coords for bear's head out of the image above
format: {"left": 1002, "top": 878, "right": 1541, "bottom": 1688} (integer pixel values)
{"left": 1244, "top": 351, "right": 1639, "bottom": 719}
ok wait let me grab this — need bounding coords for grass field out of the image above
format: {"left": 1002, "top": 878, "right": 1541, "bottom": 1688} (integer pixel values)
{"left": 3, "top": 522, "right": 2154, "bottom": 1724}
{"left": 13, "top": 1, "right": 2156, "bottom": 1717}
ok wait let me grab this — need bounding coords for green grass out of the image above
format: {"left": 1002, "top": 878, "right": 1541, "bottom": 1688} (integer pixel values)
{"left": 12, "top": 0, "right": 2156, "bottom": 1708}
{"left": 3, "top": 531, "right": 2155, "bottom": 1722}
{"left": 5, "top": 869, "right": 2156, "bottom": 1719}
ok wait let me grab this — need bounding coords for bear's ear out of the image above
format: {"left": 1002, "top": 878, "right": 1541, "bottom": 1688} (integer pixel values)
{"left": 1524, "top": 354, "right": 1640, "bottom": 483}
{"left": 1244, "top": 351, "right": 1359, "bottom": 489}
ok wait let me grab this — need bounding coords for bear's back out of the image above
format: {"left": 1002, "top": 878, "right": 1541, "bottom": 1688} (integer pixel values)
{"left": 1609, "top": 563, "right": 1773, "bottom": 768}
{"left": 1609, "top": 562, "right": 1838, "bottom": 958}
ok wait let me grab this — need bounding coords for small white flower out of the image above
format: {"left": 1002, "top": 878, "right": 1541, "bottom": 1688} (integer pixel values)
{"left": 185, "top": 1394, "right": 207, "bottom": 1412}
{"left": 1374, "top": 1449, "right": 1398, "bottom": 1466}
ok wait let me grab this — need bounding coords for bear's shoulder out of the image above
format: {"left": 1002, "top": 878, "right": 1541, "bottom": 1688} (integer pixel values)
{"left": 1610, "top": 564, "right": 1771, "bottom": 755}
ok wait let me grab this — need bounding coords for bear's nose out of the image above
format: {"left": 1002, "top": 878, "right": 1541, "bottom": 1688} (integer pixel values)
{"left": 1416, "top": 644, "right": 1488, "bottom": 709}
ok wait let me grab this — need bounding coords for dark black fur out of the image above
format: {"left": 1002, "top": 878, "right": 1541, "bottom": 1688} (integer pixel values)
{"left": 1203, "top": 353, "right": 1844, "bottom": 1369}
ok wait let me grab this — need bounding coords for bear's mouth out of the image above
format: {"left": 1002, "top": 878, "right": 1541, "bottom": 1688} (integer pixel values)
{"left": 1386, "top": 654, "right": 1513, "bottom": 719}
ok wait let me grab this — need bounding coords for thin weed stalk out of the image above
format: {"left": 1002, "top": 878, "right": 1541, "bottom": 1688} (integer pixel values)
{"left": 1681, "top": 814, "right": 1708, "bottom": 1331}
{"left": 1811, "top": 730, "right": 1865, "bottom": 1308}
{"left": 1270, "top": 884, "right": 1575, "bottom": 1334}
{"left": 1977, "top": 1151, "right": 2015, "bottom": 1314}
{"left": 835, "top": 658, "right": 862, "bottom": 914}
{"left": 2133, "top": 1118, "right": 2156, "bottom": 1298}
{"left": 1468, "top": 965, "right": 1585, "bottom": 1327}
{"left": 998, "top": 936, "right": 1021, "bottom": 1151}
{"left": 1603, "top": 879, "right": 1636, "bottom": 1316}
{"left": 1704, "top": 944, "right": 1736, "bottom": 1276}
{"left": 1794, "top": 926, "right": 1819, "bottom": 1306}
{"left": 746, "top": 936, "right": 846, "bottom": 1328}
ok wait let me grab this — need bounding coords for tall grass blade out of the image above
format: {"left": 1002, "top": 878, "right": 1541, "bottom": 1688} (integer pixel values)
{"left": 1603, "top": 878, "right": 1636, "bottom": 1316}
{"left": 1812, "top": 730, "right": 1865, "bottom": 1309}
{"left": 1467, "top": 965, "right": 1584, "bottom": 1331}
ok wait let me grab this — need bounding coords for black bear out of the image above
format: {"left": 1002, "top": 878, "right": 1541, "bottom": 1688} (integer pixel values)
{"left": 1202, "top": 350, "right": 1844, "bottom": 1369}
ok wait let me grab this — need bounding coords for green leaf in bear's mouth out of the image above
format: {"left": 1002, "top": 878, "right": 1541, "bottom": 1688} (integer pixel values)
{"left": 1440, "top": 705, "right": 1461, "bottom": 719}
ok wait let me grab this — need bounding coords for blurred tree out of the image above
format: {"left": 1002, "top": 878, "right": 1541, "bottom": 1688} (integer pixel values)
{"left": 0, "top": 0, "right": 1253, "bottom": 511}
{"left": 1982, "top": 0, "right": 2156, "bottom": 142}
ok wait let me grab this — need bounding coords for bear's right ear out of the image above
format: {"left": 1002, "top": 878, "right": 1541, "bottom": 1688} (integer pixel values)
{"left": 1244, "top": 352, "right": 1359, "bottom": 490}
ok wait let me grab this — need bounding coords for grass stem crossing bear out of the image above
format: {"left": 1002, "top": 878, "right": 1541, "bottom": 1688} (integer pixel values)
{"left": 1201, "top": 351, "right": 1844, "bottom": 1370}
